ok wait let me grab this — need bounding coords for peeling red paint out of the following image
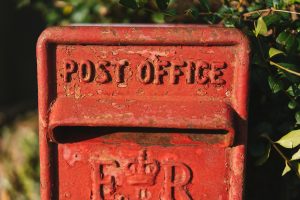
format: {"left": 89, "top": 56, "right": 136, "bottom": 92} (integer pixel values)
{"left": 37, "top": 25, "right": 249, "bottom": 200}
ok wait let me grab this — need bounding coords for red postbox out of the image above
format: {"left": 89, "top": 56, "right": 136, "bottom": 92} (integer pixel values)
{"left": 37, "top": 25, "right": 249, "bottom": 200}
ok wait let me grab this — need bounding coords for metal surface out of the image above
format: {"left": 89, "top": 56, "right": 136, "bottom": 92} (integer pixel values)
{"left": 37, "top": 25, "right": 249, "bottom": 200}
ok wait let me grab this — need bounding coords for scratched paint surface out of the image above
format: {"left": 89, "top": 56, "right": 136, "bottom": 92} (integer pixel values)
{"left": 37, "top": 26, "right": 249, "bottom": 200}
{"left": 55, "top": 45, "right": 236, "bottom": 99}
{"left": 57, "top": 139, "right": 230, "bottom": 200}
{"left": 53, "top": 45, "right": 237, "bottom": 199}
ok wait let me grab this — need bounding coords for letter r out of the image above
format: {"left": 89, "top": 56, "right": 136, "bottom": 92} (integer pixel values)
{"left": 160, "top": 161, "right": 192, "bottom": 200}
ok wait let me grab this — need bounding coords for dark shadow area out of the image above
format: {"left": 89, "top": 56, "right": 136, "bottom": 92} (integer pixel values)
{"left": 245, "top": 64, "right": 300, "bottom": 200}
{"left": 52, "top": 126, "right": 228, "bottom": 144}
{"left": 0, "top": 1, "right": 45, "bottom": 122}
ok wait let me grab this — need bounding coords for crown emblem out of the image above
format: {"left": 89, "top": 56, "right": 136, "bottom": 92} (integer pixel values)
{"left": 125, "top": 149, "right": 159, "bottom": 186}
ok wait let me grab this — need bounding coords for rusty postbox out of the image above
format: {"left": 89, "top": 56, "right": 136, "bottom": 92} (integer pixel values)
{"left": 37, "top": 25, "right": 249, "bottom": 200}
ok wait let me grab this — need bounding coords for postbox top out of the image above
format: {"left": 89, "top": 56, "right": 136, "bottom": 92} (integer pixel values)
{"left": 37, "top": 25, "right": 249, "bottom": 146}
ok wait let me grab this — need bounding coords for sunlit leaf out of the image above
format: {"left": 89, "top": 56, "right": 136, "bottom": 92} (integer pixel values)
{"left": 282, "top": 161, "right": 291, "bottom": 176}
{"left": 276, "top": 129, "right": 300, "bottom": 148}
{"left": 291, "top": 148, "right": 300, "bottom": 160}
{"left": 152, "top": 12, "right": 165, "bottom": 23}
{"left": 255, "top": 17, "right": 268, "bottom": 37}
{"left": 287, "top": 84, "right": 300, "bottom": 97}
{"left": 288, "top": 100, "right": 297, "bottom": 109}
{"left": 269, "top": 48, "right": 284, "bottom": 58}
{"left": 63, "top": 5, "right": 73, "bottom": 15}
{"left": 71, "top": 7, "right": 89, "bottom": 23}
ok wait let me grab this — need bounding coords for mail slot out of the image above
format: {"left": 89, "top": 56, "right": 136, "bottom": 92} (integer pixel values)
{"left": 37, "top": 25, "right": 249, "bottom": 200}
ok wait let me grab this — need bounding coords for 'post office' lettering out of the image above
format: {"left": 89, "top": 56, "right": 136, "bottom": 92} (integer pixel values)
{"left": 63, "top": 59, "right": 226, "bottom": 85}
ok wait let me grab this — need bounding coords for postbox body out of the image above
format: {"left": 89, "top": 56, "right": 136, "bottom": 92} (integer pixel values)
{"left": 37, "top": 25, "right": 249, "bottom": 200}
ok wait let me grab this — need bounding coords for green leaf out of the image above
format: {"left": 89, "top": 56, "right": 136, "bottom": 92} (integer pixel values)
{"left": 286, "top": 36, "right": 297, "bottom": 52}
{"left": 269, "top": 48, "right": 284, "bottom": 58}
{"left": 247, "top": 3, "right": 264, "bottom": 12}
{"left": 156, "top": 0, "right": 170, "bottom": 10}
{"left": 164, "top": 8, "right": 177, "bottom": 16}
{"left": 268, "top": 76, "right": 283, "bottom": 93}
{"left": 199, "top": 0, "right": 210, "bottom": 11}
{"left": 255, "top": 143, "right": 272, "bottom": 166}
{"left": 255, "top": 17, "right": 268, "bottom": 37}
{"left": 46, "top": 10, "right": 61, "bottom": 25}
{"left": 282, "top": 161, "right": 291, "bottom": 176}
{"left": 296, "top": 111, "right": 300, "bottom": 124}
{"left": 276, "top": 30, "right": 297, "bottom": 52}
{"left": 276, "top": 129, "right": 300, "bottom": 148}
{"left": 287, "top": 84, "right": 300, "bottom": 97}
{"left": 119, "top": 0, "right": 138, "bottom": 9}
{"left": 224, "top": 18, "right": 237, "bottom": 28}
{"left": 152, "top": 12, "right": 165, "bottom": 23}
{"left": 277, "top": 11, "right": 290, "bottom": 20}
{"left": 291, "top": 148, "right": 300, "bottom": 160}
{"left": 263, "top": 13, "right": 281, "bottom": 26}
{"left": 287, "top": 86, "right": 295, "bottom": 96}
{"left": 288, "top": 100, "right": 297, "bottom": 109}
{"left": 71, "top": 7, "right": 89, "bottom": 23}
{"left": 272, "top": 0, "right": 281, "bottom": 7}
{"left": 265, "top": 0, "right": 274, "bottom": 7}
{"left": 276, "top": 31, "right": 289, "bottom": 45}
{"left": 276, "top": 63, "right": 300, "bottom": 83}
{"left": 137, "top": 0, "right": 148, "bottom": 7}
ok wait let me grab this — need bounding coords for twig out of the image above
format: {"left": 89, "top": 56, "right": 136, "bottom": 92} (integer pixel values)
{"left": 272, "top": 8, "right": 300, "bottom": 15}
{"left": 269, "top": 61, "right": 300, "bottom": 77}
{"left": 243, "top": 7, "right": 300, "bottom": 18}
{"left": 243, "top": 8, "right": 271, "bottom": 17}
{"left": 262, "top": 134, "right": 300, "bottom": 178}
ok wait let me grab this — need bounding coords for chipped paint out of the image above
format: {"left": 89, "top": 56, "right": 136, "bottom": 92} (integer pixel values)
{"left": 37, "top": 25, "right": 249, "bottom": 200}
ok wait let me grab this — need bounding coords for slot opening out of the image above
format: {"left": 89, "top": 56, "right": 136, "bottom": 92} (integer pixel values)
{"left": 51, "top": 126, "right": 229, "bottom": 145}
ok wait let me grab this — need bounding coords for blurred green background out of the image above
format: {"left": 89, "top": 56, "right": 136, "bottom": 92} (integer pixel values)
{"left": 0, "top": 0, "right": 300, "bottom": 199}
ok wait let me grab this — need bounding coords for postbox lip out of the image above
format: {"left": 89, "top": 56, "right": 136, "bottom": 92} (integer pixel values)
{"left": 37, "top": 24, "right": 249, "bottom": 47}
{"left": 68, "top": 23, "right": 226, "bottom": 28}
{"left": 47, "top": 97, "right": 235, "bottom": 146}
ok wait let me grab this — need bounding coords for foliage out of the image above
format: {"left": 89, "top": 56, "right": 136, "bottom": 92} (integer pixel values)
{"left": 8, "top": 0, "right": 300, "bottom": 198}
{"left": 16, "top": 0, "right": 158, "bottom": 24}
{"left": 0, "top": 112, "right": 39, "bottom": 200}
{"left": 115, "top": 0, "right": 300, "bottom": 180}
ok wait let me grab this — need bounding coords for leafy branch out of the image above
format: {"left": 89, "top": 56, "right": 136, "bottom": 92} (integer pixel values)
{"left": 261, "top": 132, "right": 300, "bottom": 178}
